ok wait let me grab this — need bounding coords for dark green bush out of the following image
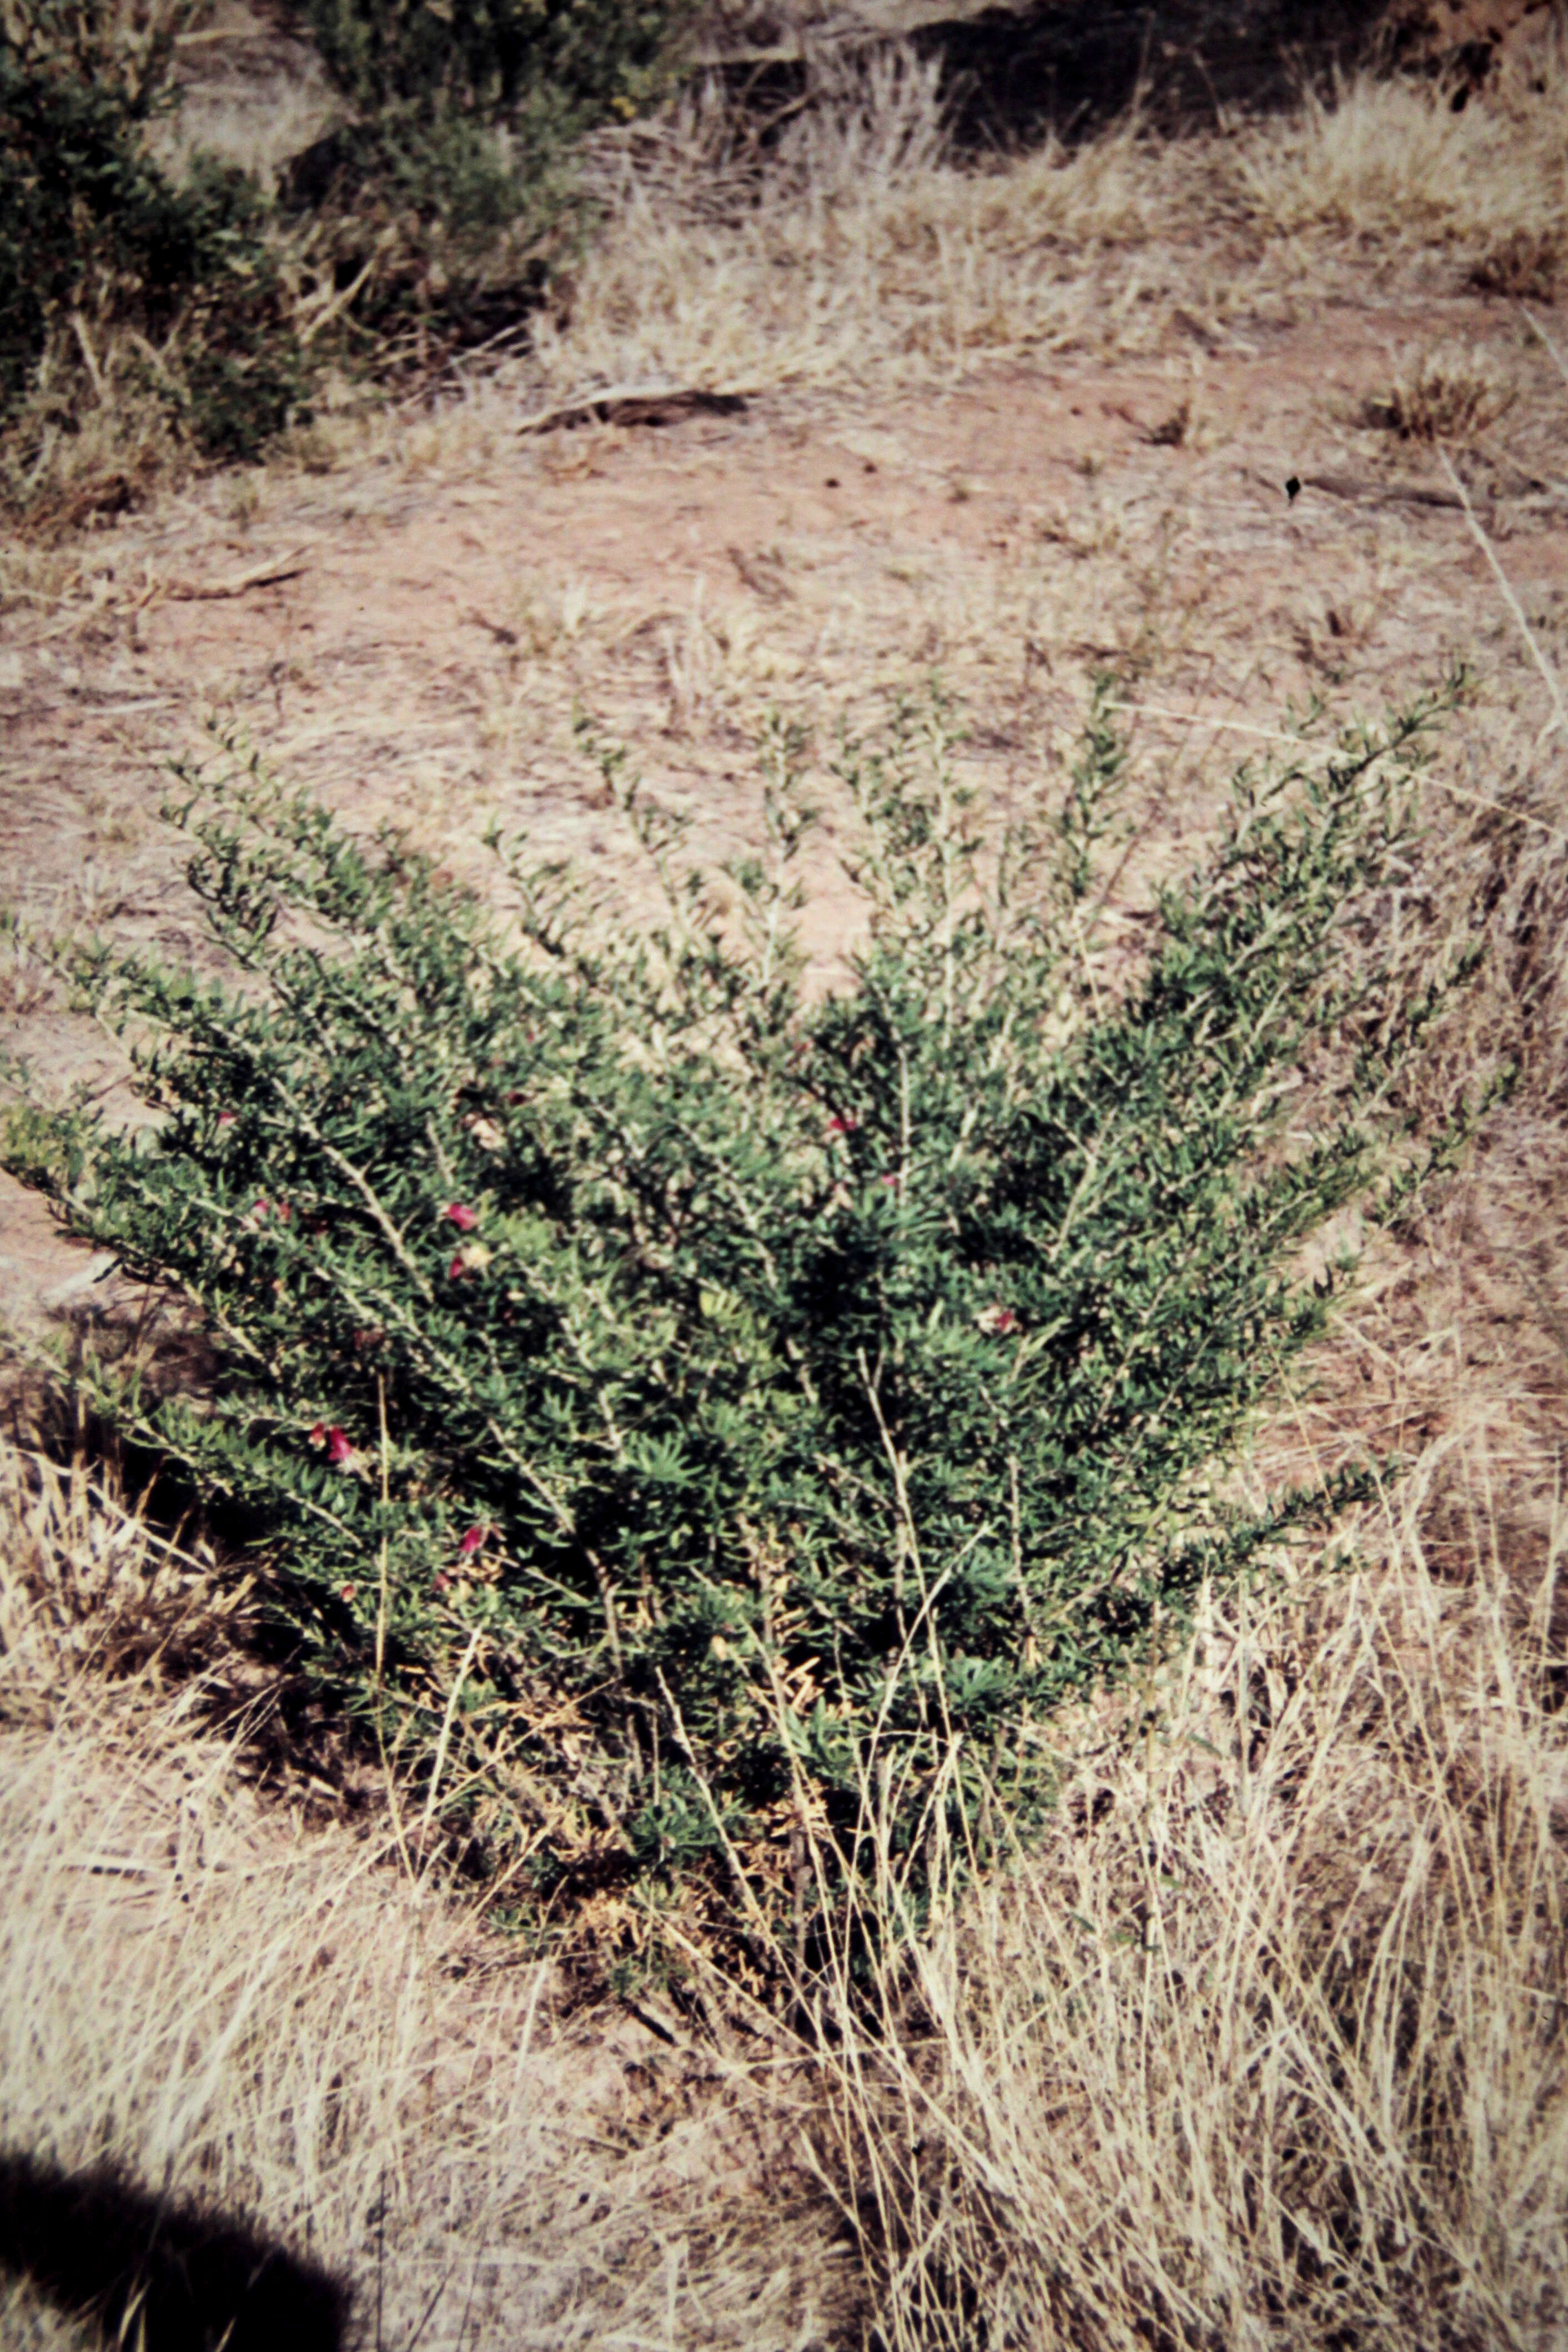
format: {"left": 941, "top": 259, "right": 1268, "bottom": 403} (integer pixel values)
{"left": 278, "top": 0, "right": 693, "bottom": 349}
{"left": 299, "top": 0, "right": 687, "bottom": 129}
{"left": 1, "top": 690, "right": 1471, "bottom": 1954}
{"left": 0, "top": 3, "right": 311, "bottom": 465}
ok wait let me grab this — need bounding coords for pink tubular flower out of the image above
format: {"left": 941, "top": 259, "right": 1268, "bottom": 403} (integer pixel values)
{"left": 458, "top": 1524, "right": 488, "bottom": 1558}
{"left": 445, "top": 1202, "right": 479, "bottom": 1231}
{"left": 449, "top": 1253, "right": 467, "bottom": 1281}
{"left": 340, "top": 1582, "right": 358, "bottom": 1605}
{"left": 977, "top": 1303, "right": 1020, "bottom": 1336}
{"left": 825, "top": 1113, "right": 858, "bottom": 1138}
{"left": 325, "top": 1426, "right": 355, "bottom": 1468}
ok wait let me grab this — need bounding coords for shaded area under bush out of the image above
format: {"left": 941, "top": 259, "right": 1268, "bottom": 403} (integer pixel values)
{"left": 0, "top": 2147, "right": 350, "bottom": 2352}
{"left": 714, "top": 0, "right": 1497, "bottom": 148}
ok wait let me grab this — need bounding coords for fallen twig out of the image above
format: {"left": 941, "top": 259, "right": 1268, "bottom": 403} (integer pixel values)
{"left": 517, "top": 385, "right": 749, "bottom": 435}
{"left": 1288, "top": 469, "right": 1466, "bottom": 512}
{"left": 164, "top": 548, "right": 313, "bottom": 601}
{"left": 1438, "top": 445, "right": 1567, "bottom": 743}
{"left": 1521, "top": 302, "right": 1568, "bottom": 394}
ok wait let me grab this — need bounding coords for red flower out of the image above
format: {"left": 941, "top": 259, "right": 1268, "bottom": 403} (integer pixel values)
{"left": 340, "top": 1582, "right": 358, "bottom": 1605}
{"left": 310, "top": 1424, "right": 356, "bottom": 1468}
{"left": 825, "top": 1113, "right": 858, "bottom": 1137}
{"left": 449, "top": 1253, "right": 467, "bottom": 1281}
{"left": 308, "top": 1421, "right": 328, "bottom": 1448}
{"left": 977, "top": 1303, "right": 1020, "bottom": 1336}
{"left": 217, "top": 1113, "right": 235, "bottom": 1128}
{"left": 445, "top": 1202, "right": 479, "bottom": 1231}
{"left": 458, "top": 1524, "right": 494, "bottom": 1558}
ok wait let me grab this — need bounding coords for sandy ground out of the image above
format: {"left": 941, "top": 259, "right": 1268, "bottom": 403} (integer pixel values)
{"left": 4, "top": 285, "right": 1566, "bottom": 1316}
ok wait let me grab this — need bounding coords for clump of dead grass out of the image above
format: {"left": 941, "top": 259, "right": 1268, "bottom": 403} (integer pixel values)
{"left": 521, "top": 33, "right": 1568, "bottom": 413}
{"left": 1364, "top": 343, "right": 1518, "bottom": 442}
{"left": 525, "top": 37, "right": 1566, "bottom": 408}
{"left": 534, "top": 47, "right": 1183, "bottom": 396}
{"left": 1233, "top": 38, "right": 1567, "bottom": 267}
{"left": 0, "top": 1441, "right": 852, "bottom": 2350}
{"left": 806, "top": 1454, "right": 1568, "bottom": 2351}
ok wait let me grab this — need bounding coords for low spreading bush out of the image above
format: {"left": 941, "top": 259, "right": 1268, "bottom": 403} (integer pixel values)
{"left": 1, "top": 689, "right": 1475, "bottom": 1960}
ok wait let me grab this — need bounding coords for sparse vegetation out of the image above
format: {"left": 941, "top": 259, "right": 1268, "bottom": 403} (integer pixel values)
{"left": 0, "top": 0, "right": 696, "bottom": 525}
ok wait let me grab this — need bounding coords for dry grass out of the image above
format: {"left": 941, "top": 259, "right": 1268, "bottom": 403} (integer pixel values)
{"left": 12, "top": 26, "right": 1567, "bottom": 521}
{"left": 809, "top": 1467, "right": 1568, "bottom": 2351}
{"left": 4, "top": 38, "right": 1568, "bottom": 2343}
{"left": 0, "top": 1447, "right": 853, "bottom": 2351}
{"left": 523, "top": 36, "right": 1568, "bottom": 408}
{"left": 1364, "top": 344, "right": 1519, "bottom": 442}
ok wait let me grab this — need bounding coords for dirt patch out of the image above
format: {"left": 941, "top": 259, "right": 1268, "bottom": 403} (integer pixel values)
{"left": 4, "top": 287, "right": 1566, "bottom": 1335}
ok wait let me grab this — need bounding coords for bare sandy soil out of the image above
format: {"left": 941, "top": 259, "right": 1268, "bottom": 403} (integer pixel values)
{"left": 4, "top": 287, "right": 1566, "bottom": 1309}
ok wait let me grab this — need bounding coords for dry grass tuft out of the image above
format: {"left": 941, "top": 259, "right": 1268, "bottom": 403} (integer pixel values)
{"left": 524, "top": 39, "right": 1568, "bottom": 408}
{"left": 808, "top": 1462, "right": 1568, "bottom": 2351}
{"left": 1364, "top": 344, "right": 1518, "bottom": 442}
{"left": 0, "top": 1443, "right": 853, "bottom": 2349}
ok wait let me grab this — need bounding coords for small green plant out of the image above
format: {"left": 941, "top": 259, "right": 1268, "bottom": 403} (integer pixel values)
{"left": 1, "top": 686, "right": 1472, "bottom": 1962}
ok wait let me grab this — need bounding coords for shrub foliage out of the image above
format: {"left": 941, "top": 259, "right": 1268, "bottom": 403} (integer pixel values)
{"left": 1, "top": 0, "right": 692, "bottom": 504}
{"left": 2, "top": 692, "right": 1468, "bottom": 1949}
{"left": 1, "top": 0, "right": 310, "bottom": 466}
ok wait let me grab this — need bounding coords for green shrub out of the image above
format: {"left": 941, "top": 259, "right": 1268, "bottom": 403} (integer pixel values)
{"left": 298, "top": 0, "right": 686, "bottom": 129}
{"left": 0, "top": 2, "right": 311, "bottom": 470}
{"left": 1, "top": 689, "right": 1471, "bottom": 1957}
{"left": 278, "top": 0, "right": 694, "bottom": 350}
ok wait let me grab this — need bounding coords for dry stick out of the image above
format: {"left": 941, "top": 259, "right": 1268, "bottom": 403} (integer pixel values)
{"left": 1109, "top": 701, "right": 1568, "bottom": 846}
{"left": 164, "top": 549, "right": 313, "bottom": 602}
{"left": 422, "top": 1627, "right": 485, "bottom": 1838}
{"left": 375, "top": 1375, "right": 419, "bottom": 1888}
{"left": 69, "top": 313, "right": 106, "bottom": 404}
{"left": 1521, "top": 303, "right": 1568, "bottom": 394}
{"left": 1437, "top": 445, "right": 1568, "bottom": 746}
{"left": 652, "top": 1666, "right": 772, "bottom": 1936}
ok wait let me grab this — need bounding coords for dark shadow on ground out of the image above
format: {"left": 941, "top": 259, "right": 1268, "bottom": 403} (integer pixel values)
{"left": 715, "top": 0, "right": 1492, "bottom": 149}
{"left": 0, "top": 2148, "right": 350, "bottom": 2352}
